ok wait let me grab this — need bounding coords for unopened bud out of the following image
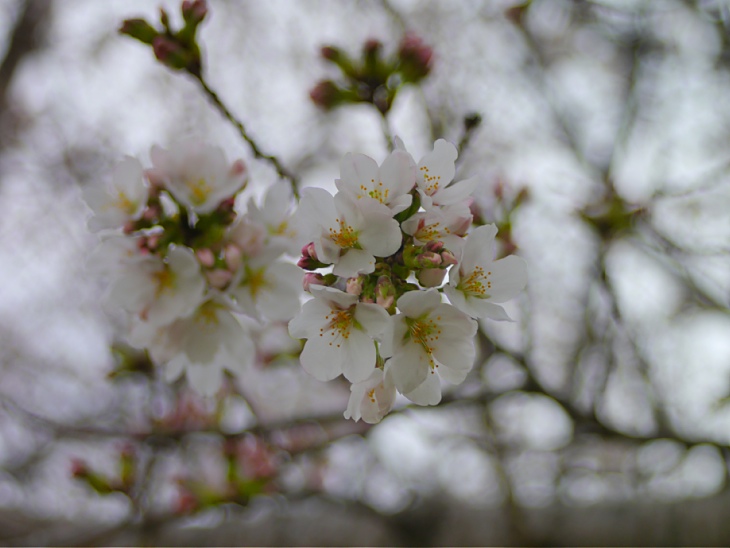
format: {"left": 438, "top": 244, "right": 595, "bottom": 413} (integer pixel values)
{"left": 303, "top": 272, "right": 325, "bottom": 292}
{"left": 196, "top": 248, "right": 215, "bottom": 268}
{"left": 119, "top": 18, "right": 158, "bottom": 45}
{"left": 346, "top": 275, "right": 365, "bottom": 296}
{"left": 320, "top": 45, "right": 341, "bottom": 62}
{"left": 398, "top": 33, "right": 433, "bottom": 83}
{"left": 224, "top": 244, "right": 242, "bottom": 271}
{"left": 152, "top": 35, "right": 189, "bottom": 70}
{"left": 301, "top": 242, "right": 318, "bottom": 261}
{"left": 440, "top": 250, "right": 458, "bottom": 266}
{"left": 375, "top": 276, "right": 396, "bottom": 310}
{"left": 206, "top": 268, "right": 233, "bottom": 289}
{"left": 416, "top": 251, "right": 442, "bottom": 268}
{"left": 71, "top": 458, "right": 88, "bottom": 479}
{"left": 424, "top": 240, "right": 444, "bottom": 253}
{"left": 417, "top": 268, "right": 447, "bottom": 287}
{"left": 182, "top": 0, "right": 208, "bottom": 25}
{"left": 310, "top": 80, "right": 343, "bottom": 110}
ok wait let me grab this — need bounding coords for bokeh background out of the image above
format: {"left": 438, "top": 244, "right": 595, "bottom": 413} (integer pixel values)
{"left": 1, "top": 0, "right": 730, "bottom": 545}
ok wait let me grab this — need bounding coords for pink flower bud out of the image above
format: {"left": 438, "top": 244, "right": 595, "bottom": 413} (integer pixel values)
{"left": 441, "top": 250, "right": 458, "bottom": 266}
{"left": 417, "top": 268, "right": 447, "bottom": 287}
{"left": 303, "top": 272, "right": 325, "bottom": 292}
{"left": 310, "top": 80, "right": 342, "bottom": 110}
{"left": 320, "top": 45, "right": 341, "bottom": 61}
{"left": 301, "top": 242, "right": 318, "bottom": 261}
{"left": 424, "top": 241, "right": 444, "bottom": 253}
{"left": 182, "top": 0, "right": 207, "bottom": 24}
{"left": 224, "top": 244, "right": 242, "bottom": 271}
{"left": 398, "top": 33, "right": 433, "bottom": 82}
{"left": 417, "top": 251, "right": 442, "bottom": 268}
{"left": 196, "top": 248, "right": 215, "bottom": 267}
{"left": 375, "top": 276, "right": 396, "bottom": 310}
{"left": 346, "top": 276, "right": 364, "bottom": 296}
{"left": 206, "top": 268, "right": 233, "bottom": 289}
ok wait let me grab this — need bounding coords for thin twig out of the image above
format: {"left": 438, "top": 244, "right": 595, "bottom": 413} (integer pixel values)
{"left": 192, "top": 74, "right": 300, "bottom": 200}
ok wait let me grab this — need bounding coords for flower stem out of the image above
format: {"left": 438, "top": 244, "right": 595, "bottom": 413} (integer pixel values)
{"left": 380, "top": 111, "right": 394, "bottom": 152}
{"left": 193, "top": 74, "right": 300, "bottom": 200}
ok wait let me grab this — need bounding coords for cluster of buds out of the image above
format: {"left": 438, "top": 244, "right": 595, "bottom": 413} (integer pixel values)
{"left": 289, "top": 138, "right": 528, "bottom": 424}
{"left": 120, "top": 0, "right": 208, "bottom": 76}
{"left": 82, "top": 140, "right": 302, "bottom": 396}
{"left": 310, "top": 33, "right": 433, "bottom": 114}
{"left": 70, "top": 443, "right": 137, "bottom": 496}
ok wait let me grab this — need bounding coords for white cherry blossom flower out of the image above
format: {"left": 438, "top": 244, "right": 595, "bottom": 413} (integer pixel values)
{"left": 288, "top": 286, "right": 391, "bottom": 383}
{"left": 83, "top": 157, "right": 148, "bottom": 232}
{"left": 135, "top": 298, "right": 255, "bottom": 396}
{"left": 336, "top": 148, "right": 415, "bottom": 214}
{"left": 106, "top": 245, "right": 205, "bottom": 327}
{"left": 245, "top": 182, "right": 302, "bottom": 255}
{"left": 297, "top": 187, "right": 402, "bottom": 278}
{"left": 229, "top": 248, "right": 303, "bottom": 322}
{"left": 382, "top": 288, "right": 477, "bottom": 404}
{"left": 149, "top": 141, "right": 247, "bottom": 214}
{"left": 401, "top": 201, "right": 472, "bottom": 254}
{"left": 408, "top": 139, "right": 478, "bottom": 209}
{"left": 344, "top": 368, "right": 397, "bottom": 424}
{"left": 443, "top": 224, "right": 527, "bottom": 321}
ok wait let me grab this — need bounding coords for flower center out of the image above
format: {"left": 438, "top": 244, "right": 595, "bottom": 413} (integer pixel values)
{"left": 405, "top": 316, "right": 443, "bottom": 371}
{"left": 419, "top": 166, "right": 441, "bottom": 196}
{"left": 153, "top": 267, "right": 176, "bottom": 297}
{"left": 187, "top": 177, "right": 212, "bottom": 206}
{"left": 359, "top": 179, "right": 390, "bottom": 204}
{"left": 243, "top": 266, "right": 268, "bottom": 298}
{"left": 319, "top": 305, "right": 355, "bottom": 348}
{"left": 458, "top": 266, "right": 492, "bottom": 298}
{"left": 415, "top": 218, "right": 451, "bottom": 241}
{"left": 114, "top": 191, "right": 135, "bottom": 214}
{"left": 198, "top": 301, "right": 221, "bottom": 325}
{"left": 328, "top": 217, "right": 359, "bottom": 249}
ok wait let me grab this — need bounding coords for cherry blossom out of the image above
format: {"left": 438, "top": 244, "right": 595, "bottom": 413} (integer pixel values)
{"left": 443, "top": 224, "right": 527, "bottom": 321}
{"left": 106, "top": 245, "right": 206, "bottom": 327}
{"left": 344, "top": 368, "right": 397, "bottom": 424}
{"left": 245, "top": 182, "right": 302, "bottom": 255}
{"left": 83, "top": 156, "right": 148, "bottom": 232}
{"left": 401, "top": 201, "right": 472, "bottom": 254}
{"left": 336, "top": 148, "right": 416, "bottom": 214}
{"left": 149, "top": 141, "right": 247, "bottom": 214}
{"left": 297, "top": 187, "right": 402, "bottom": 278}
{"left": 382, "top": 288, "right": 477, "bottom": 404}
{"left": 288, "top": 286, "right": 391, "bottom": 383}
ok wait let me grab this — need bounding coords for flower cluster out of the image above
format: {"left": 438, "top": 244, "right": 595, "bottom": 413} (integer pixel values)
{"left": 83, "top": 140, "right": 302, "bottom": 396}
{"left": 290, "top": 138, "right": 528, "bottom": 423}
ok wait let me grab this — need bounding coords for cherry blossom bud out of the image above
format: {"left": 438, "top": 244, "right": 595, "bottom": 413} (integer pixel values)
{"left": 303, "top": 272, "right": 325, "bottom": 292}
{"left": 440, "top": 250, "right": 458, "bottom": 266}
{"left": 375, "top": 275, "right": 395, "bottom": 310}
{"left": 301, "top": 242, "right": 318, "bottom": 261}
{"left": 416, "top": 251, "right": 442, "bottom": 268}
{"left": 321, "top": 45, "right": 341, "bottom": 61}
{"left": 297, "top": 256, "right": 320, "bottom": 270}
{"left": 119, "top": 18, "right": 158, "bottom": 45}
{"left": 70, "top": 458, "right": 88, "bottom": 479}
{"left": 224, "top": 243, "right": 242, "bottom": 271}
{"left": 398, "top": 33, "right": 433, "bottom": 83}
{"left": 182, "top": 0, "right": 208, "bottom": 25}
{"left": 229, "top": 159, "right": 247, "bottom": 178}
{"left": 206, "top": 268, "right": 233, "bottom": 289}
{"left": 417, "top": 268, "right": 447, "bottom": 287}
{"left": 346, "top": 275, "right": 365, "bottom": 296}
{"left": 310, "top": 80, "right": 343, "bottom": 110}
{"left": 424, "top": 241, "right": 444, "bottom": 253}
{"left": 123, "top": 221, "right": 136, "bottom": 234}
{"left": 196, "top": 248, "right": 215, "bottom": 268}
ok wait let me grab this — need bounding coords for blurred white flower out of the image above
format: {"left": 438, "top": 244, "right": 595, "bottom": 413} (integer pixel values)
{"left": 245, "top": 181, "right": 302, "bottom": 255}
{"left": 229, "top": 248, "right": 303, "bottom": 322}
{"left": 382, "top": 288, "right": 477, "bottom": 404}
{"left": 288, "top": 286, "right": 391, "bottom": 383}
{"left": 135, "top": 298, "right": 255, "bottom": 397}
{"left": 297, "top": 187, "right": 402, "bottom": 278}
{"left": 336, "top": 148, "right": 416, "bottom": 214}
{"left": 149, "top": 141, "right": 247, "bottom": 214}
{"left": 443, "top": 224, "right": 527, "bottom": 321}
{"left": 106, "top": 245, "right": 205, "bottom": 327}
{"left": 344, "top": 368, "right": 397, "bottom": 424}
{"left": 83, "top": 156, "right": 148, "bottom": 231}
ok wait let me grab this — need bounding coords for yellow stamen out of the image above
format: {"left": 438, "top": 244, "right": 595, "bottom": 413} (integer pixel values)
{"left": 319, "top": 305, "right": 356, "bottom": 349}
{"left": 328, "top": 217, "right": 358, "bottom": 249}
{"left": 458, "top": 266, "right": 492, "bottom": 298}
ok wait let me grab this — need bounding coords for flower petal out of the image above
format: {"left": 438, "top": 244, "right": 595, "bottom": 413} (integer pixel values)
{"left": 396, "top": 288, "right": 441, "bottom": 317}
{"left": 403, "top": 371, "right": 442, "bottom": 406}
{"left": 387, "top": 343, "right": 430, "bottom": 394}
{"left": 341, "top": 330, "right": 378, "bottom": 383}
{"left": 333, "top": 248, "right": 376, "bottom": 278}
{"left": 485, "top": 255, "right": 528, "bottom": 303}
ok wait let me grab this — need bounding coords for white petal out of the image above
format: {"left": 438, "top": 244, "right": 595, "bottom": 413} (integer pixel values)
{"left": 333, "top": 248, "right": 376, "bottom": 277}
{"left": 419, "top": 139, "right": 457, "bottom": 188}
{"left": 433, "top": 177, "right": 479, "bottom": 206}
{"left": 403, "top": 372, "right": 442, "bottom": 406}
{"left": 380, "top": 149, "right": 416, "bottom": 196}
{"left": 358, "top": 217, "right": 402, "bottom": 258}
{"left": 443, "top": 284, "right": 479, "bottom": 318}
{"left": 354, "top": 303, "right": 391, "bottom": 340}
{"left": 396, "top": 288, "right": 441, "bottom": 317}
{"left": 463, "top": 223, "right": 498, "bottom": 272}
{"left": 340, "top": 153, "right": 379, "bottom": 195}
{"left": 186, "top": 363, "right": 223, "bottom": 397}
{"left": 388, "top": 343, "right": 430, "bottom": 394}
{"left": 340, "top": 330, "right": 377, "bottom": 383}
{"left": 486, "top": 255, "right": 528, "bottom": 303}
{"left": 467, "top": 300, "right": 514, "bottom": 321}
{"left": 299, "top": 337, "right": 345, "bottom": 381}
